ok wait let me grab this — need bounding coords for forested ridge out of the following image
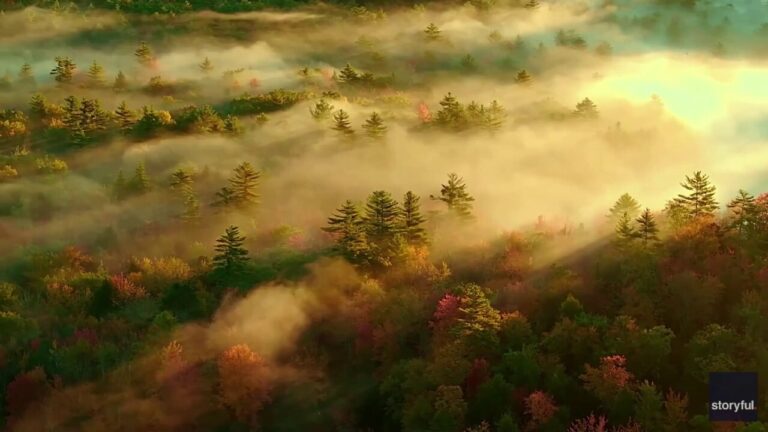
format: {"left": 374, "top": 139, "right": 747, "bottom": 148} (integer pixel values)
{"left": 2, "top": 0, "right": 768, "bottom": 431}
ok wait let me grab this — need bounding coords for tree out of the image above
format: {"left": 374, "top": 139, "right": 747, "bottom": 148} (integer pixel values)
{"left": 364, "top": 190, "right": 400, "bottom": 240}
{"left": 135, "top": 42, "right": 154, "bottom": 67}
{"left": 432, "top": 173, "right": 475, "bottom": 219}
{"left": 524, "top": 0, "right": 540, "bottom": 9}
{"left": 129, "top": 161, "right": 152, "bottom": 195}
{"left": 18, "top": 63, "right": 35, "bottom": 87}
{"left": 609, "top": 193, "right": 641, "bottom": 221}
{"left": 635, "top": 209, "right": 659, "bottom": 245}
{"left": 615, "top": 212, "right": 637, "bottom": 246}
{"left": 455, "top": 284, "right": 501, "bottom": 353}
{"left": 180, "top": 190, "right": 201, "bottom": 221}
{"left": 515, "top": 69, "right": 532, "bottom": 84}
{"left": 112, "top": 170, "right": 129, "bottom": 201}
{"left": 400, "top": 191, "right": 427, "bottom": 245}
{"left": 310, "top": 99, "right": 334, "bottom": 121}
{"left": 217, "top": 344, "right": 272, "bottom": 424}
{"left": 424, "top": 23, "right": 442, "bottom": 41}
{"left": 87, "top": 61, "right": 106, "bottom": 87}
{"left": 436, "top": 92, "right": 466, "bottom": 130}
{"left": 213, "top": 226, "right": 250, "bottom": 272}
{"left": 362, "top": 112, "right": 387, "bottom": 138}
{"left": 673, "top": 171, "right": 718, "bottom": 220}
{"left": 461, "top": 54, "right": 477, "bottom": 71}
{"left": 113, "top": 71, "right": 128, "bottom": 92}
{"left": 170, "top": 168, "right": 199, "bottom": 221}
{"left": 323, "top": 200, "right": 370, "bottom": 261}
{"left": 524, "top": 391, "right": 557, "bottom": 430}
{"left": 199, "top": 57, "right": 214, "bottom": 74}
{"left": 216, "top": 162, "right": 261, "bottom": 209}
{"left": 595, "top": 42, "right": 613, "bottom": 57}
{"left": 726, "top": 189, "right": 757, "bottom": 236}
{"left": 575, "top": 98, "right": 598, "bottom": 117}
{"left": 332, "top": 109, "right": 355, "bottom": 135}
{"left": 338, "top": 63, "right": 359, "bottom": 84}
{"left": 50, "top": 56, "right": 76, "bottom": 85}
{"left": 634, "top": 381, "right": 664, "bottom": 431}
{"left": 114, "top": 101, "right": 135, "bottom": 132}
{"left": 169, "top": 168, "right": 194, "bottom": 191}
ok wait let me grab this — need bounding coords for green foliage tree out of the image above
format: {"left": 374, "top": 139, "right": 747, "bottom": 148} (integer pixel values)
{"left": 113, "top": 71, "right": 128, "bottom": 92}
{"left": 310, "top": 99, "right": 334, "bottom": 121}
{"left": 726, "top": 189, "right": 757, "bottom": 236}
{"left": 455, "top": 283, "right": 501, "bottom": 354}
{"left": 199, "top": 57, "right": 214, "bottom": 74}
{"left": 215, "top": 162, "right": 261, "bottom": 209}
{"left": 87, "top": 61, "right": 106, "bottom": 87}
{"left": 672, "top": 171, "right": 718, "bottom": 220}
{"left": 338, "top": 63, "right": 359, "bottom": 84}
{"left": 424, "top": 23, "right": 442, "bottom": 41}
{"left": 364, "top": 190, "right": 400, "bottom": 241}
{"left": 129, "top": 161, "right": 152, "bottom": 195}
{"left": 18, "top": 63, "right": 35, "bottom": 87}
{"left": 461, "top": 54, "right": 477, "bottom": 71}
{"left": 332, "top": 109, "right": 354, "bottom": 136}
{"left": 323, "top": 200, "right": 371, "bottom": 262}
{"left": 515, "top": 69, "right": 532, "bottom": 84}
{"left": 114, "top": 101, "right": 135, "bottom": 132}
{"left": 432, "top": 173, "right": 475, "bottom": 219}
{"left": 574, "top": 97, "right": 598, "bottom": 117}
{"left": 135, "top": 42, "right": 154, "bottom": 67}
{"left": 609, "top": 193, "right": 641, "bottom": 221}
{"left": 362, "top": 112, "right": 387, "bottom": 138}
{"left": 436, "top": 92, "right": 466, "bottom": 130}
{"left": 50, "top": 56, "right": 76, "bottom": 85}
{"left": 112, "top": 170, "right": 129, "bottom": 201}
{"left": 213, "top": 225, "right": 250, "bottom": 273}
{"left": 400, "top": 191, "right": 427, "bottom": 245}
{"left": 635, "top": 208, "right": 659, "bottom": 245}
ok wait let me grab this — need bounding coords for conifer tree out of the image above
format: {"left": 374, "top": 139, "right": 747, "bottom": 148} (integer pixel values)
{"left": 635, "top": 208, "right": 659, "bottom": 245}
{"left": 673, "top": 171, "right": 718, "bottom": 220}
{"left": 338, "top": 64, "right": 359, "bottom": 84}
{"left": 727, "top": 189, "right": 757, "bottom": 236}
{"left": 401, "top": 191, "right": 427, "bottom": 245}
{"left": 425, "top": 23, "right": 442, "bottom": 41}
{"left": 332, "top": 109, "right": 354, "bottom": 135}
{"left": 87, "top": 61, "right": 106, "bottom": 87}
{"left": 362, "top": 112, "right": 387, "bottom": 138}
{"left": 323, "top": 200, "right": 370, "bottom": 261}
{"left": 169, "top": 168, "right": 194, "bottom": 191}
{"left": 18, "top": 63, "right": 35, "bottom": 87}
{"left": 199, "top": 57, "right": 214, "bottom": 74}
{"left": 62, "top": 96, "right": 81, "bottom": 132}
{"left": 575, "top": 98, "right": 598, "bottom": 117}
{"left": 432, "top": 173, "right": 475, "bottom": 219}
{"left": 310, "top": 99, "right": 334, "bottom": 121}
{"left": 50, "top": 57, "right": 76, "bottom": 85}
{"left": 436, "top": 92, "right": 466, "bottom": 130}
{"left": 364, "top": 191, "right": 400, "bottom": 240}
{"left": 215, "top": 162, "right": 260, "bottom": 209}
{"left": 609, "top": 193, "right": 641, "bottom": 221}
{"left": 135, "top": 42, "right": 154, "bottom": 67}
{"left": 213, "top": 225, "right": 249, "bottom": 272}
{"left": 169, "top": 169, "right": 200, "bottom": 221}
{"left": 29, "top": 94, "right": 47, "bottom": 124}
{"left": 130, "top": 161, "right": 152, "bottom": 195}
{"left": 114, "top": 101, "right": 135, "bottom": 132}
{"left": 223, "top": 116, "right": 242, "bottom": 135}
{"left": 515, "top": 69, "right": 532, "bottom": 84}
{"left": 113, "top": 71, "right": 128, "bottom": 92}
{"left": 112, "top": 170, "right": 129, "bottom": 201}
{"left": 615, "top": 212, "right": 637, "bottom": 245}
{"left": 181, "top": 190, "right": 201, "bottom": 221}
{"left": 485, "top": 100, "right": 506, "bottom": 130}
{"left": 461, "top": 54, "right": 477, "bottom": 71}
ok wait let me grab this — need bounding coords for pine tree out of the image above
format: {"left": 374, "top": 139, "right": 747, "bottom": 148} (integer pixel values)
{"left": 223, "top": 116, "right": 242, "bottom": 135}
{"left": 62, "top": 96, "right": 81, "bottom": 132}
{"left": 310, "top": 99, "right": 334, "bottom": 121}
{"left": 332, "top": 110, "right": 355, "bottom": 135}
{"left": 113, "top": 71, "right": 128, "bottom": 92}
{"left": 432, "top": 173, "right": 475, "bottom": 219}
{"left": 609, "top": 193, "right": 641, "bottom": 221}
{"left": 112, "top": 170, "right": 129, "bottom": 201}
{"left": 461, "top": 54, "right": 477, "bottom": 71}
{"left": 488, "top": 30, "right": 503, "bottom": 43}
{"left": 130, "top": 161, "right": 152, "bottom": 195}
{"left": 114, "top": 101, "right": 135, "bottom": 132}
{"left": 615, "top": 212, "right": 637, "bottom": 245}
{"left": 424, "top": 23, "right": 442, "bottom": 41}
{"left": 338, "top": 63, "right": 359, "bottom": 84}
{"left": 169, "top": 168, "right": 194, "bottom": 191}
{"left": 181, "top": 189, "right": 201, "bottom": 221}
{"left": 323, "top": 200, "right": 370, "bottom": 261}
{"left": 364, "top": 191, "right": 400, "bottom": 240}
{"left": 199, "top": 57, "right": 214, "bottom": 74}
{"left": 215, "top": 162, "right": 260, "bottom": 209}
{"left": 18, "top": 63, "right": 35, "bottom": 87}
{"left": 50, "top": 57, "right": 76, "bottom": 85}
{"left": 727, "top": 189, "right": 757, "bottom": 236}
{"left": 401, "top": 191, "right": 427, "bottom": 245}
{"left": 29, "top": 94, "right": 47, "bottom": 123}
{"left": 87, "top": 61, "right": 106, "bottom": 87}
{"left": 575, "top": 98, "right": 598, "bottom": 117}
{"left": 213, "top": 225, "right": 249, "bottom": 272}
{"left": 485, "top": 100, "right": 506, "bottom": 130}
{"left": 78, "top": 99, "right": 108, "bottom": 133}
{"left": 673, "top": 171, "right": 718, "bottom": 220}
{"left": 135, "top": 42, "right": 154, "bottom": 67}
{"left": 436, "top": 92, "right": 466, "bottom": 130}
{"left": 362, "top": 112, "right": 387, "bottom": 138}
{"left": 170, "top": 169, "right": 200, "bottom": 221}
{"left": 635, "top": 208, "right": 659, "bottom": 245}
{"left": 515, "top": 69, "right": 532, "bottom": 84}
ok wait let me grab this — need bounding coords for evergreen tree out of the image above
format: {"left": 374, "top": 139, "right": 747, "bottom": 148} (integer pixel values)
{"left": 338, "top": 63, "right": 359, "bottom": 84}
{"left": 515, "top": 69, "right": 532, "bottom": 84}
{"left": 181, "top": 189, "right": 201, "bottom": 221}
{"left": 135, "top": 42, "right": 154, "bottom": 67}
{"left": 436, "top": 92, "right": 466, "bottom": 130}
{"left": 425, "top": 23, "right": 442, "bottom": 41}
{"left": 29, "top": 94, "right": 47, "bottom": 121}
{"left": 223, "top": 115, "right": 242, "bottom": 135}
{"left": 673, "top": 171, "right": 718, "bottom": 220}
{"left": 432, "top": 173, "right": 475, "bottom": 219}
{"left": 215, "top": 162, "right": 260, "bottom": 209}
{"left": 726, "top": 189, "right": 757, "bottom": 236}
{"left": 62, "top": 96, "right": 81, "bottom": 132}
{"left": 18, "top": 63, "right": 35, "bottom": 87}
{"left": 635, "top": 208, "right": 659, "bottom": 245}
{"left": 78, "top": 99, "right": 108, "bottom": 133}
{"left": 114, "top": 101, "right": 135, "bottom": 132}
{"left": 129, "top": 161, "right": 152, "bottom": 195}
{"left": 169, "top": 168, "right": 194, "bottom": 191}
{"left": 310, "top": 99, "right": 334, "bottom": 121}
{"left": 609, "top": 193, "right": 641, "bottom": 221}
{"left": 213, "top": 225, "right": 249, "bottom": 272}
{"left": 362, "top": 112, "right": 387, "bottom": 138}
{"left": 401, "top": 191, "right": 427, "bottom": 245}
{"left": 50, "top": 57, "right": 76, "bottom": 85}
{"left": 112, "top": 170, "right": 129, "bottom": 201}
{"left": 615, "top": 212, "right": 637, "bottom": 245}
{"left": 485, "top": 100, "right": 506, "bottom": 130}
{"left": 199, "top": 57, "right": 214, "bottom": 74}
{"left": 364, "top": 191, "right": 400, "bottom": 240}
{"left": 170, "top": 169, "right": 200, "bottom": 221}
{"left": 87, "top": 61, "right": 106, "bottom": 87}
{"left": 113, "top": 71, "right": 128, "bottom": 92}
{"left": 332, "top": 109, "right": 355, "bottom": 135}
{"left": 323, "top": 200, "right": 370, "bottom": 261}
{"left": 461, "top": 54, "right": 477, "bottom": 71}
{"left": 575, "top": 98, "right": 598, "bottom": 117}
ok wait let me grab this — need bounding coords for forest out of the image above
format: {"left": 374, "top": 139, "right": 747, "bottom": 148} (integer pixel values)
{"left": 1, "top": 0, "right": 768, "bottom": 431}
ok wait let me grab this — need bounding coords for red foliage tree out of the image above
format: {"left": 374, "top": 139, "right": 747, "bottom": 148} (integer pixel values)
{"left": 432, "top": 293, "right": 461, "bottom": 329}
{"left": 524, "top": 390, "right": 558, "bottom": 429}
{"left": 217, "top": 344, "right": 273, "bottom": 424}
{"left": 5, "top": 367, "right": 50, "bottom": 427}
{"left": 464, "top": 358, "right": 490, "bottom": 398}
{"left": 581, "top": 355, "right": 634, "bottom": 403}
{"left": 417, "top": 102, "right": 432, "bottom": 123}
